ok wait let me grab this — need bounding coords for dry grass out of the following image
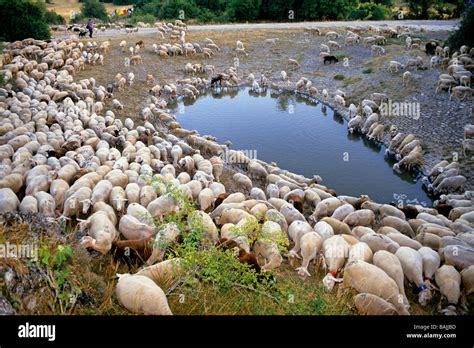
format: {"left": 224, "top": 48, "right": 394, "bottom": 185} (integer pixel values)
{"left": 0, "top": 217, "right": 441, "bottom": 315}
{"left": 44, "top": 0, "right": 124, "bottom": 20}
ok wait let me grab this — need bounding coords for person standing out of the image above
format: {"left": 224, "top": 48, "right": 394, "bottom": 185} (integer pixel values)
{"left": 86, "top": 18, "right": 94, "bottom": 38}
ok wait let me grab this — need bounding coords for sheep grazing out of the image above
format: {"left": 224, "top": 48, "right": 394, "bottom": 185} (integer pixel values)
{"left": 435, "top": 265, "right": 461, "bottom": 312}
{"left": 342, "top": 260, "right": 410, "bottom": 315}
{"left": 371, "top": 45, "right": 385, "bottom": 56}
{"left": 295, "top": 232, "right": 322, "bottom": 278}
{"left": 119, "top": 40, "right": 127, "bottom": 52}
{"left": 403, "top": 71, "right": 412, "bottom": 86}
{"left": 395, "top": 247, "right": 432, "bottom": 306}
{"left": 116, "top": 274, "right": 172, "bottom": 315}
{"left": 255, "top": 222, "right": 287, "bottom": 268}
{"left": 323, "top": 55, "right": 338, "bottom": 64}
{"left": 288, "top": 58, "right": 300, "bottom": 69}
{"left": 388, "top": 60, "right": 404, "bottom": 73}
{"left": 373, "top": 250, "right": 409, "bottom": 307}
{"left": 130, "top": 55, "right": 143, "bottom": 65}
{"left": 354, "top": 293, "right": 399, "bottom": 315}
{"left": 321, "top": 235, "right": 350, "bottom": 291}
{"left": 79, "top": 211, "right": 117, "bottom": 254}
{"left": 0, "top": 188, "right": 20, "bottom": 214}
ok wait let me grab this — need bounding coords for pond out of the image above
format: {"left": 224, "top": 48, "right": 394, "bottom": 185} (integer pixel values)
{"left": 171, "top": 87, "right": 434, "bottom": 206}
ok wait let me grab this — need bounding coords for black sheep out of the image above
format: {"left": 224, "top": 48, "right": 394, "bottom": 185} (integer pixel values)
{"left": 210, "top": 74, "right": 223, "bottom": 87}
{"left": 323, "top": 55, "right": 339, "bottom": 65}
{"left": 425, "top": 42, "right": 438, "bottom": 56}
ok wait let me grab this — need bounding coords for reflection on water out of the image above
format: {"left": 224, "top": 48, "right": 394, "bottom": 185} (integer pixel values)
{"left": 171, "top": 87, "right": 434, "bottom": 205}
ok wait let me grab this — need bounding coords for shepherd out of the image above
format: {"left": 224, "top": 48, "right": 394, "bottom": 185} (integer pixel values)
{"left": 86, "top": 18, "right": 94, "bottom": 38}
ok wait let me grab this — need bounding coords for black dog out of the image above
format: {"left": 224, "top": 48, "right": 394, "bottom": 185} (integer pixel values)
{"left": 78, "top": 30, "right": 87, "bottom": 38}
{"left": 210, "top": 74, "right": 224, "bottom": 87}
{"left": 425, "top": 41, "right": 438, "bottom": 56}
{"left": 323, "top": 55, "right": 339, "bottom": 65}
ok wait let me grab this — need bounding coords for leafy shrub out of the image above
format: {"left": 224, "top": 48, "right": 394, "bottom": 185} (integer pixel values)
{"left": 44, "top": 10, "right": 66, "bottom": 25}
{"left": 300, "top": 0, "right": 359, "bottom": 20}
{"left": 129, "top": 13, "right": 156, "bottom": 24}
{"left": 228, "top": 0, "right": 262, "bottom": 21}
{"left": 362, "top": 67, "right": 373, "bottom": 74}
{"left": 81, "top": 0, "right": 109, "bottom": 21}
{"left": 334, "top": 74, "right": 345, "bottom": 80}
{"left": 447, "top": 5, "right": 474, "bottom": 49}
{"left": 145, "top": 175, "right": 276, "bottom": 293}
{"left": 0, "top": 0, "right": 50, "bottom": 41}
{"left": 35, "top": 243, "right": 81, "bottom": 314}
{"left": 349, "top": 2, "right": 390, "bottom": 20}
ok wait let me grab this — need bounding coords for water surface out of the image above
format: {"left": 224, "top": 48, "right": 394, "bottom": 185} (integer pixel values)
{"left": 171, "top": 88, "right": 433, "bottom": 205}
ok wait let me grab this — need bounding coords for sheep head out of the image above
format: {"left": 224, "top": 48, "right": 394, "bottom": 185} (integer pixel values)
{"left": 81, "top": 198, "right": 92, "bottom": 214}
{"left": 322, "top": 272, "right": 343, "bottom": 291}
{"left": 418, "top": 285, "right": 433, "bottom": 306}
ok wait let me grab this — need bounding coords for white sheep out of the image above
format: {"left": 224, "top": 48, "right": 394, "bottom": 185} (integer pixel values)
{"left": 295, "top": 232, "right": 322, "bottom": 278}
{"left": 395, "top": 247, "right": 432, "bottom": 306}
{"left": 79, "top": 211, "right": 117, "bottom": 254}
{"left": 116, "top": 274, "right": 172, "bottom": 315}
{"left": 342, "top": 260, "right": 410, "bottom": 315}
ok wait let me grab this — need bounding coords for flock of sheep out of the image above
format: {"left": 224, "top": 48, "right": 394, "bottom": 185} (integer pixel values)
{"left": 0, "top": 21, "right": 473, "bottom": 316}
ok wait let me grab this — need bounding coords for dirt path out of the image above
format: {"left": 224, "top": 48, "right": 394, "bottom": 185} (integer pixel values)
{"left": 56, "top": 20, "right": 459, "bottom": 39}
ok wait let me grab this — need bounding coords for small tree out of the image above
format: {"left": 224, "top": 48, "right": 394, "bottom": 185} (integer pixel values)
{"left": 0, "top": 0, "right": 50, "bottom": 41}
{"left": 447, "top": 5, "right": 474, "bottom": 49}
{"left": 228, "top": 0, "right": 262, "bottom": 21}
{"left": 81, "top": 0, "right": 108, "bottom": 21}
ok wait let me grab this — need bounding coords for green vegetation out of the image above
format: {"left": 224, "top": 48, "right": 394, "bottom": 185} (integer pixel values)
{"left": 334, "top": 74, "right": 346, "bottom": 80}
{"left": 123, "top": 0, "right": 464, "bottom": 22}
{"left": 0, "top": 0, "right": 51, "bottom": 41}
{"left": 447, "top": 5, "right": 474, "bottom": 49}
{"left": 362, "top": 67, "right": 373, "bottom": 74}
{"left": 34, "top": 243, "right": 81, "bottom": 314}
{"left": 81, "top": 0, "right": 109, "bottom": 21}
{"left": 406, "top": 0, "right": 465, "bottom": 19}
{"left": 349, "top": 2, "right": 393, "bottom": 19}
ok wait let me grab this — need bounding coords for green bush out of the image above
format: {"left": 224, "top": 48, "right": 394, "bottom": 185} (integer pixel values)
{"left": 447, "top": 5, "right": 474, "bottom": 50}
{"left": 334, "top": 74, "right": 345, "bottom": 80}
{"left": 228, "top": 0, "right": 262, "bottom": 21}
{"left": 81, "top": 0, "right": 109, "bottom": 21}
{"left": 349, "top": 2, "right": 390, "bottom": 20}
{"left": 44, "top": 10, "right": 66, "bottom": 25}
{"left": 158, "top": 0, "right": 200, "bottom": 19}
{"left": 0, "top": 0, "right": 50, "bottom": 42}
{"left": 129, "top": 13, "right": 156, "bottom": 23}
{"left": 300, "top": 0, "right": 358, "bottom": 20}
